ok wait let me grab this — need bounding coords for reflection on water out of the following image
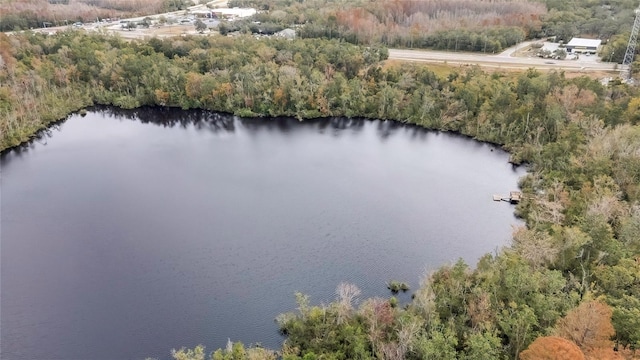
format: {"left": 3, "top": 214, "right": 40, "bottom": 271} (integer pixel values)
{"left": 1, "top": 108, "right": 525, "bottom": 360}
{"left": 2, "top": 107, "right": 436, "bottom": 161}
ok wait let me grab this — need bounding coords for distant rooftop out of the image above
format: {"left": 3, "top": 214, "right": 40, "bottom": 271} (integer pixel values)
{"left": 276, "top": 28, "right": 296, "bottom": 39}
{"left": 211, "top": 8, "right": 257, "bottom": 17}
{"left": 566, "top": 38, "right": 602, "bottom": 48}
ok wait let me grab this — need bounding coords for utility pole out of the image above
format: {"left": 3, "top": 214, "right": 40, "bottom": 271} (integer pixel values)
{"left": 620, "top": 7, "right": 640, "bottom": 80}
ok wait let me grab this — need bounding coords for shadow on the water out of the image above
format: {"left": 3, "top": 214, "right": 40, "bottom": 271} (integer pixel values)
{"left": 1, "top": 121, "right": 66, "bottom": 161}
{"left": 97, "top": 106, "right": 236, "bottom": 132}
{"left": 97, "top": 107, "right": 379, "bottom": 139}
{"left": 376, "top": 119, "right": 403, "bottom": 139}
{"left": 241, "top": 116, "right": 367, "bottom": 136}
{"left": 3, "top": 106, "right": 514, "bottom": 165}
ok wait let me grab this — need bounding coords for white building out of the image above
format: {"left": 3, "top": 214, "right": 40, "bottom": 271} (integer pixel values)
{"left": 565, "top": 38, "right": 602, "bottom": 54}
{"left": 212, "top": 8, "right": 257, "bottom": 20}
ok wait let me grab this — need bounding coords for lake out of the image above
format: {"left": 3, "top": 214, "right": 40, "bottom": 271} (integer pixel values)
{"left": 1, "top": 107, "right": 525, "bottom": 360}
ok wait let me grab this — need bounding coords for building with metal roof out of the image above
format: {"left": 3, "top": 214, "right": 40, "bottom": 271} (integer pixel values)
{"left": 565, "top": 38, "right": 602, "bottom": 54}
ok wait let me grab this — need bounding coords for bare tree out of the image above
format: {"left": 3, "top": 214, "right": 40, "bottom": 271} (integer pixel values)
{"left": 379, "top": 342, "right": 403, "bottom": 360}
{"left": 336, "top": 282, "right": 361, "bottom": 308}
{"left": 335, "top": 282, "right": 361, "bottom": 324}
{"left": 195, "top": 19, "right": 207, "bottom": 33}
{"left": 359, "top": 297, "right": 395, "bottom": 354}
{"left": 396, "top": 317, "right": 420, "bottom": 357}
{"left": 512, "top": 226, "right": 559, "bottom": 268}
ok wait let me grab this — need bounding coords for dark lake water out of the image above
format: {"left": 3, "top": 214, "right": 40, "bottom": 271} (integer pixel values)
{"left": 1, "top": 108, "right": 525, "bottom": 360}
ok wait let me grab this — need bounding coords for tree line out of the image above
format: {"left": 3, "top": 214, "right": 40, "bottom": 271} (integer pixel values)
{"left": 1, "top": 31, "right": 640, "bottom": 359}
{"left": 225, "top": 0, "right": 542, "bottom": 51}
{"left": 0, "top": 0, "right": 191, "bottom": 31}
{"left": 225, "top": 0, "right": 639, "bottom": 53}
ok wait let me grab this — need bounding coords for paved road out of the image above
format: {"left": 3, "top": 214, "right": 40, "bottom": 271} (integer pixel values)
{"left": 388, "top": 47, "right": 616, "bottom": 72}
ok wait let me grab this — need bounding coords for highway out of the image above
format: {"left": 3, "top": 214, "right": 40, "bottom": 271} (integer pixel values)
{"left": 388, "top": 48, "right": 616, "bottom": 72}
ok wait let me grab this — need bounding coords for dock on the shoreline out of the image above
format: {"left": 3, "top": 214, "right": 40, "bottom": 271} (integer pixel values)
{"left": 493, "top": 191, "right": 522, "bottom": 204}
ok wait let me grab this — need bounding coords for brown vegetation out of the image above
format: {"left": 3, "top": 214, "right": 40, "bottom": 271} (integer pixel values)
{"left": 520, "top": 336, "right": 585, "bottom": 360}
{"left": 0, "top": 0, "right": 173, "bottom": 30}
{"left": 339, "top": 0, "right": 545, "bottom": 35}
{"left": 317, "top": 0, "right": 546, "bottom": 47}
{"left": 583, "top": 347, "right": 627, "bottom": 360}
{"left": 556, "top": 300, "right": 615, "bottom": 350}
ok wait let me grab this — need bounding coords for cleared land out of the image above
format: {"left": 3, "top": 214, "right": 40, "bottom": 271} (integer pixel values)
{"left": 387, "top": 47, "right": 616, "bottom": 74}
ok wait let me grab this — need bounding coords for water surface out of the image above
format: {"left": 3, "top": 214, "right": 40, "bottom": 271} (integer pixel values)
{"left": 1, "top": 108, "right": 525, "bottom": 360}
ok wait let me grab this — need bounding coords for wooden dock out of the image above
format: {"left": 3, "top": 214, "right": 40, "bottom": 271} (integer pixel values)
{"left": 493, "top": 191, "right": 522, "bottom": 204}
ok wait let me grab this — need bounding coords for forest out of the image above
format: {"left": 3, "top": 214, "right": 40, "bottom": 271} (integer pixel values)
{"left": 2, "top": 0, "right": 640, "bottom": 55}
{"left": 222, "top": 0, "right": 639, "bottom": 52}
{"left": 1, "top": 30, "right": 640, "bottom": 359}
{"left": 0, "top": 0, "right": 191, "bottom": 31}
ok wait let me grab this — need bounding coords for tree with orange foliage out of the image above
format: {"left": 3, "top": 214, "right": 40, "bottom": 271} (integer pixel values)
{"left": 520, "top": 336, "right": 585, "bottom": 360}
{"left": 555, "top": 300, "right": 615, "bottom": 350}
